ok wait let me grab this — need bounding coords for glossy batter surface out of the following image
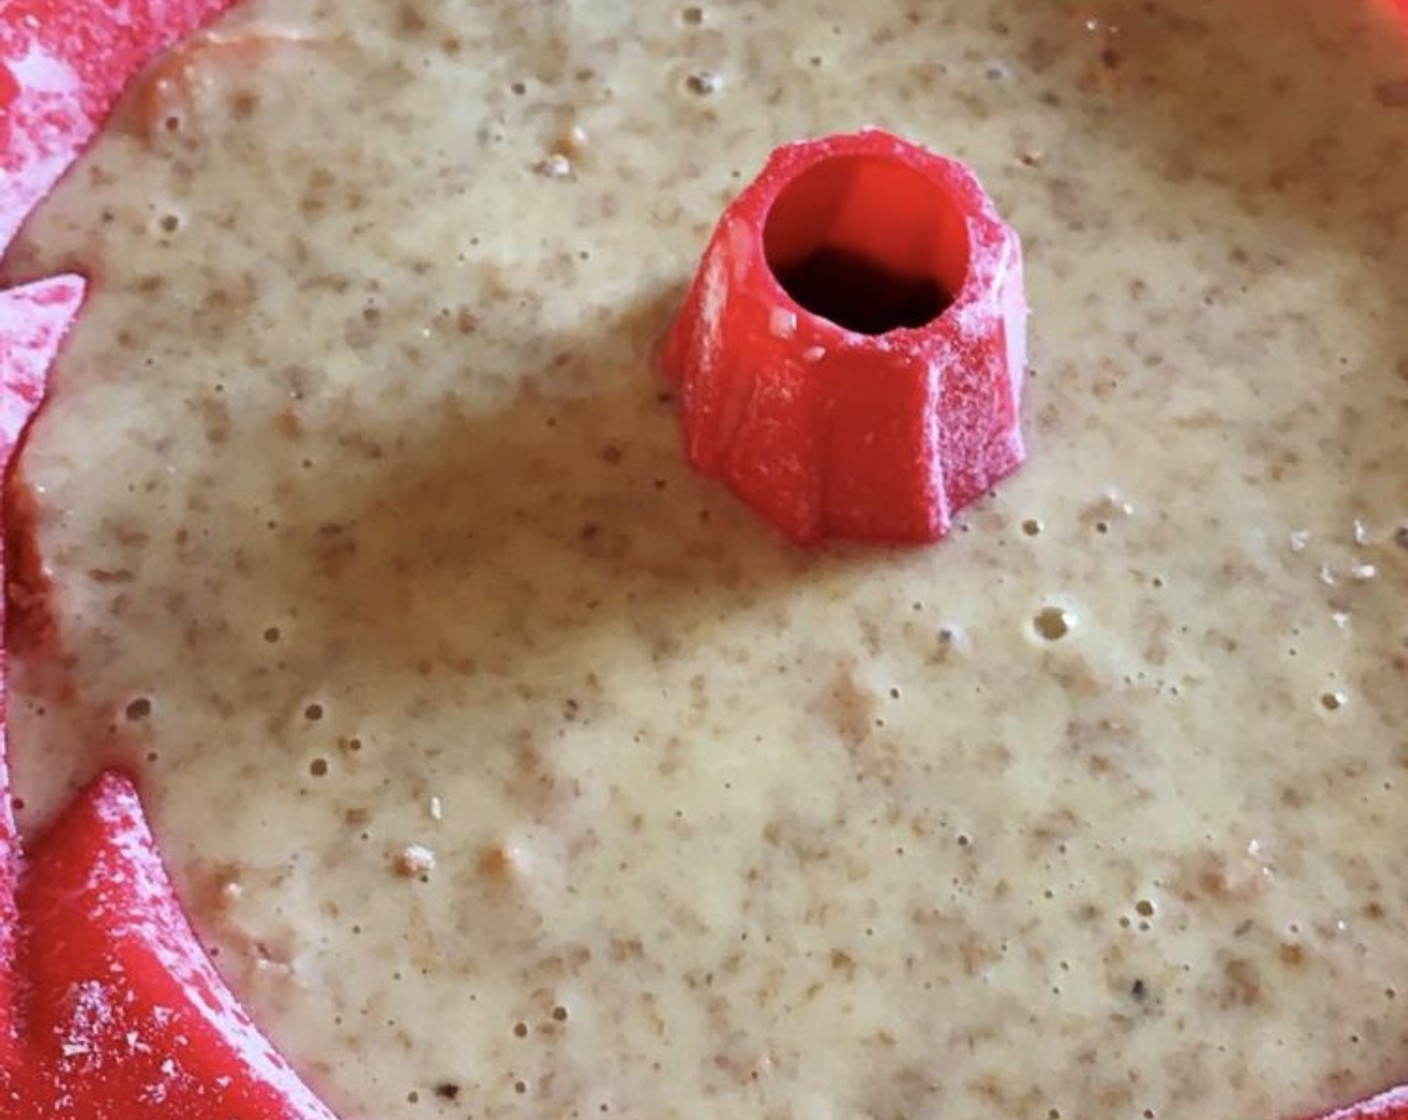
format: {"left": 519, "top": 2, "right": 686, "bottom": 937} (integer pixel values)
{"left": 2, "top": 1, "right": 1406, "bottom": 1118}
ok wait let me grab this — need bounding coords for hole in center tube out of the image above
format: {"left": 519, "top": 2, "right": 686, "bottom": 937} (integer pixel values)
{"left": 762, "top": 152, "right": 969, "bottom": 336}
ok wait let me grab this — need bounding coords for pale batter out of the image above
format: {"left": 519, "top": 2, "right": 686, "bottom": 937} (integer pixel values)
{"left": 1, "top": 1, "right": 1406, "bottom": 1118}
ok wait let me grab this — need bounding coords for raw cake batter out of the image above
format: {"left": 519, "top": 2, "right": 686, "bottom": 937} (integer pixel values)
{"left": 1, "top": 1, "right": 1406, "bottom": 1118}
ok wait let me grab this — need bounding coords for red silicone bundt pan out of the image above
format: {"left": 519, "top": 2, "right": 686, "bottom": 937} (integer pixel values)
{"left": 0, "top": 8, "right": 1403, "bottom": 1120}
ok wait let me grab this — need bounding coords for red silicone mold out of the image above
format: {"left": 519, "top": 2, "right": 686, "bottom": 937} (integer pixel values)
{"left": 0, "top": 6, "right": 1402, "bottom": 1120}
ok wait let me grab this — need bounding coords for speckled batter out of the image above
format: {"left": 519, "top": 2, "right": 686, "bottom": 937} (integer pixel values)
{"left": 2, "top": 1, "right": 1407, "bottom": 1118}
